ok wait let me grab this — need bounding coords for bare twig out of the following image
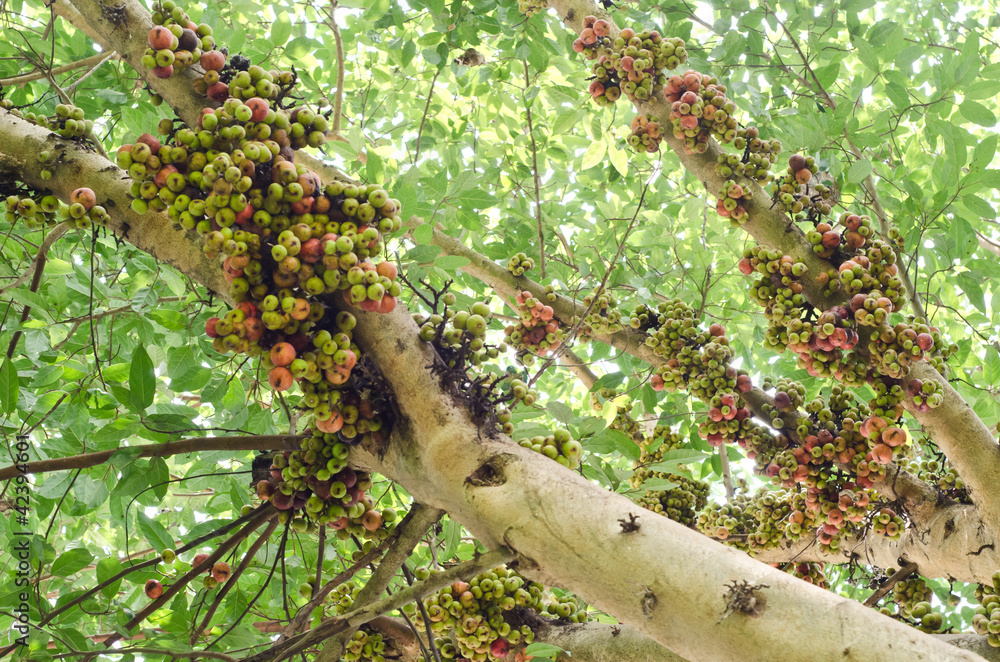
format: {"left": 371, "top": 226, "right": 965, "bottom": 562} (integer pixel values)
{"left": 5, "top": 222, "right": 73, "bottom": 358}
{"left": 413, "top": 69, "right": 441, "bottom": 164}
{"left": 0, "top": 51, "right": 116, "bottom": 86}
{"left": 0, "top": 434, "right": 304, "bottom": 481}
{"left": 194, "top": 519, "right": 280, "bottom": 645}
{"left": 523, "top": 60, "right": 546, "bottom": 279}
{"left": 327, "top": 1, "right": 345, "bottom": 137}
{"left": 863, "top": 562, "right": 919, "bottom": 608}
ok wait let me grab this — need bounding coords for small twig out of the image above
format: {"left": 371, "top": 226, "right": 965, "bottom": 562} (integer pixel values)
{"left": 402, "top": 565, "right": 443, "bottom": 662}
{"left": 328, "top": 1, "right": 345, "bottom": 137}
{"left": 53, "top": 648, "right": 236, "bottom": 661}
{"left": 65, "top": 51, "right": 116, "bottom": 95}
{"left": 0, "top": 51, "right": 115, "bottom": 86}
{"left": 311, "top": 505, "right": 443, "bottom": 662}
{"left": 193, "top": 519, "right": 280, "bottom": 645}
{"left": 0, "top": 434, "right": 304, "bottom": 481}
{"left": 243, "top": 548, "right": 514, "bottom": 662}
{"left": 413, "top": 69, "right": 441, "bottom": 164}
{"left": 523, "top": 60, "right": 545, "bottom": 279}
{"left": 102, "top": 507, "right": 277, "bottom": 649}
{"left": 3, "top": 221, "right": 73, "bottom": 357}
{"left": 718, "top": 446, "right": 734, "bottom": 500}
{"left": 863, "top": 562, "right": 918, "bottom": 607}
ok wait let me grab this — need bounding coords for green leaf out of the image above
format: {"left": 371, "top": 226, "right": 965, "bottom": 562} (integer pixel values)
{"left": 956, "top": 273, "right": 987, "bottom": 314}
{"left": 457, "top": 189, "right": 496, "bottom": 210}
{"left": 433, "top": 255, "right": 471, "bottom": 271}
{"left": 524, "top": 643, "right": 568, "bottom": 659}
{"left": 271, "top": 13, "right": 292, "bottom": 47}
{"left": 854, "top": 37, "right": 879, "bottom": 72}
{"left": 959, "top": 101, "right": 996, "bottom": 127}
{"left": 580, "top": 139, "right": 606, "bottom": 170}
{"left": 962, "top": 195, "right": 995, "bottom": 219}
{"left": 547, "top": 400, "right": 575, "bottom": 425}
{"left": 51, "top": 548, "right": 94, "bottom": 577}
{"left": 640, "top": 478, "right": 679, "bottom": 490}
{"left": 149, "top": 309, "right": 189, "bottom": 331}
{"left": 96, "top": 556, "right": 123, "bottom": 598}
{"left": 649, "top": 450, "right": 709, "bottom": 471}
{"left": 407, "top": 244, "right": 442, "bottom": 264}
{"left": 965, "top": 79, "right": 1000, "bottom": 101}
{"left": 846, "top": 158, "right": 872, "bottom": 184}
{"left": 129, "top": 346, "right": 156, "bottom": 412}
{"left": 136, "top": 511, "right": 175, "bottom": 552}
{"left": 608, "top": 143, "right": 628, "bottom": 177}
{"left": 0, "top": 358, "right": 18, "bottom": 414}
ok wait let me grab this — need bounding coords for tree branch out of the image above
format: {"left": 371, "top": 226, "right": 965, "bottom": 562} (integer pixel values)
{"left": 314, "top": 504, "right": 444, "bottom": 662}
{"left": 0, "top": 51, "right": 117, "bottom": 86}
{"left": 334, "top": 297, "right": 981, "bottom": 661}
{"left": 0, "top": 434, "right": 303, "bottom": 481}
{"left": 544, "top": 0, "right": 1000, "bottom": 548}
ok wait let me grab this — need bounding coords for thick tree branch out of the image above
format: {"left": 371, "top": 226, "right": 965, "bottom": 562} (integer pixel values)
{"left": 406, "top": 217, "right": 941, "bottom": 514}
{"left": 544, "top": 0, "right": 1000, "bottom": 550}
{"left": 0, "top": 111, "right": 231, "bottom": 299}
{"left": 335, "top": 300, "right": 981, "bottom": 661}
{"left": 313, "top": 504, "right": 443, "bottom": 662}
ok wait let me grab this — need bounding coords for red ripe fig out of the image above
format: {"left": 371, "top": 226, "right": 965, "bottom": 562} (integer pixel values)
{"left": 192, "top": 553, "right": 210, "bottom": 570}
{"left": 145, "top": 579, "right": 164, "bottom": 599}
{"left": 201, "top": 50, "right": 226, "bottom": 71}
{"left": 361, "top": 509, "right": 383, "bottom": 531}
{"left": 205, "top": 317, "right": 220, "bottom": 338}
{"left": 148, "top": 26, "right": 173, "bottom": 50}
{"left": 316, "top": 412, "right": 344, "bottom": 433}
{"left": 378, "top": 294, "right": 397, "bottom": 313}
{"left": 490, "top": 638, "right": 511, "bottom": 659}
{"left": 299, "top": 238, "right": 322, "bottom": 263}
{"left": 244, "top": 96, "right": 270, "bottom": 122}
{"left": 70, "top": 187, "right": 97, "bottom": 210}
{"left": 207, "top": 82, "right": 230, "bottom": 103}
{"left": 136, "top": 133, "right": 161, "bottom": 153}
{"left": 268, "top": 367, "right": 294, "bottom": 391}
{"left": 881, "top": 427, "right": 907, "bottom": 448}
{"left": 376, "top": 261, "right": 398, "bottom": 280}
{"left": 153, "top": 165, "right": 178, "bottom": 189}
{"left": 243, "top": 317, "right": 263, "bottom": 341}
{"left": 269, "top": 342, "right": 296, "bottom": 367}
{"left": 871, "top": 443, "right": 894, "bottom": 465}
{"left": 338, "top": 468, "right": 358, "bottom": 488}
{"left": 271, "top": 491, "right": 293, "bottom": 510}
{"left": 153, "top": 65, "right": 174, "bottom": 79}
{"left": 821, "top": 231, "right": 841, "bottom": 248}
{"left": 211, "top": 561, "right": 231, "bottom": 583}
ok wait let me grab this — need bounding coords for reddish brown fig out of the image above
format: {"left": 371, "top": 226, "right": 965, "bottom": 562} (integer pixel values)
{"left": 70, "top": 187, "right": 96, "bottom": 210}
{"left": 145, "top": 579, "right": 164, "bottom": 599}
{"left": 212, "top": 561, "right": 231, "bottom": 583}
